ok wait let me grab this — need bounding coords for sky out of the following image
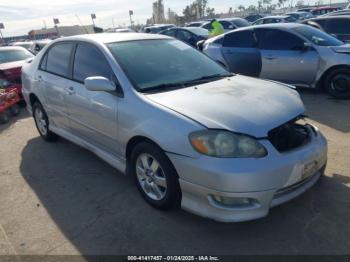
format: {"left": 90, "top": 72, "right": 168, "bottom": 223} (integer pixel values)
{"left": 0, "top": 0, "right": 346, "bottom": 37}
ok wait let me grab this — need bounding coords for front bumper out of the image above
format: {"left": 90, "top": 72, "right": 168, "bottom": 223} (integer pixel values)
{"left": 167, "top": 129, "right": 327, "bottom": 222}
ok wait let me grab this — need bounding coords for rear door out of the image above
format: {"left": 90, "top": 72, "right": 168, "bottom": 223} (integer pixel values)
{"left": 38, "top": 42, "right": 74, "bottom": 130}
{"left": 255, "top": 28, "right": 319, "bottom": 86}
{"left": 65, "top": 42, "right": 120, "bottom": 155}
{"left": 221, "top": 29, "right": 261, "bottom": 77}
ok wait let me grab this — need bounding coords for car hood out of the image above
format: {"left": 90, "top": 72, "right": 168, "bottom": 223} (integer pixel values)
{"left": 331, "top": 44, "right": 350, "bottom": 54}
{"left": 145, "top": 75, "right": 305, "bottom": 138}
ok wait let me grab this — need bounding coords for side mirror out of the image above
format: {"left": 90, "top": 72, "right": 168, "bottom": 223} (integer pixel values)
{"left": 84, "top": 76, "right": 116, "bottom": 92}
{"left": 197, "top": 40, "right": 206, "bottom": 51}
{"left": 300, "top": 42, "right": 312, "bottom": 51}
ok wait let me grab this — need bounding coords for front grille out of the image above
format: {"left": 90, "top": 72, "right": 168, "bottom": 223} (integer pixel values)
{"left": 268, "top": 117, "right": 311, "bottom": 153}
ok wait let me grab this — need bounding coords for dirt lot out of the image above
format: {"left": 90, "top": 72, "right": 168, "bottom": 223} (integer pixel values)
{"left": 0, "top": 90, "right": 349, "bottom": 256}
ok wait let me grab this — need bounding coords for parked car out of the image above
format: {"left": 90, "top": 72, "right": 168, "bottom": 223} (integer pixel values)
{"left": 311, "top": 7, "right": 339, "bottom": 16}
{"left": 0, "top": 85, "right": 21, "bottom": 123}
{"left": 143, "top": 24, "right": 175, "bottom": 34}
{"left": 303, "top": 16, "right": 350, "bottom": 43}
{"left": 201, "top": 20, "right": 236, "bottom": 33}
{"left": 10, "top": 41, "right": 34, "bottom": 51}
{"left": 297, "top": 8, "right": 313, "bottom": 12}
{"left": 21, "top": 33, "right": 327, "bottom": 222}
{"left": 28, "top": 39, "right": 52, "bottom": 55}
{"left": 245, "top": 14, "right": 265, "bottom": 23}
{"left": 202, "top": 23, "right": 350, "bottom": 98}
{"left": 159, "top": 27, "right": 209, "bottom": 47}
{"left": 185, "top": 21, "right": 205, "bottom": 27}
{"left": 253, "top": 15, "right": 298, "bottom": 25}
{"left": 321, "top": 9, "right": 350, "bottom": 16}
{"left": 286, "top": 11, "right": 314, "bottom": 21}
{"left": 0, "top": 46, "right": 33, "bottom": 96}
{"left": 220, "top": 18, "right": 251, "bottom": 28}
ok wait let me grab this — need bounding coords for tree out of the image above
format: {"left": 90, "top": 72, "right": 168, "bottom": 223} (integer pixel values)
{"left": 206, "top": 7, "right": 215, "bottom": 18}
{"left": 296, "top": 0, "right": 305, "bottom": 7}
{"left": 278, "top": 0, "right": 288, "bottom": 9}
{"left": 238, "top": 5, "right": 246, "bottom": 12}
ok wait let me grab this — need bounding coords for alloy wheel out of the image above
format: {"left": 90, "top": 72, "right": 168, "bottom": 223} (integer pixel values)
{"left": 136, "top": 153, "right": 167, "bottom": 201}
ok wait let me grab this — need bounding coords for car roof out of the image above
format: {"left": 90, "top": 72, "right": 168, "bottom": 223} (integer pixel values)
{"left": 308, "top": 15, "right": 350, "bottom": 20}
{"left": 0, "top": 46, "right": 29, "bottom": 51}
{"left": 53, "top": 33, "right": 170, "bottom": 45}
{"left": 263, "top": 15, "right": 290, "bottom": 19}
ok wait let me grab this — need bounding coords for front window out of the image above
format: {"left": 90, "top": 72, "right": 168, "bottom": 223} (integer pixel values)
{"left": 186, "top": 27, "right": 209, "bottom": 37}
{"left": 0, "top": 49, "right": 33, "bottom": 64}
{"left": 108, "top": 39, "right": 229, "bottom": 92}
{"left": 294, "top": 26, "right": 343, "bottom": 46}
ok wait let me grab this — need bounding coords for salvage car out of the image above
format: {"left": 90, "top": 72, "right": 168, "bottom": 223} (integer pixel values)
{"left": 0, "top": 46, "right": 33, "bottom": 96}
{"left": 22, "top": 33, "right": 327, "bottom": 222}
{"left": 253, "top": 15, "right": 297, "bottom": 25}
{"left": 203, "top": 23, "right": 350, "bottom": 98}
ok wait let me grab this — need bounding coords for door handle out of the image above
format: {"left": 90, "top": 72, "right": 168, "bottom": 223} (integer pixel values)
{"left": 66, "top": 86, "right": 76, "bottom": 95}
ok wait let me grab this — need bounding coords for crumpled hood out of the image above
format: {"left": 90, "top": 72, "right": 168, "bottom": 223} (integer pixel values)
{"left": 146, "top": 75, "right": 305, "bottom": 138}
{"left": 331, "top": 44, "right": 350, "bottom": 54}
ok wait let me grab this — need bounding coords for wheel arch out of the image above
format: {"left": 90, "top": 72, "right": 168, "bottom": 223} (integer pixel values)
{"left": 318, "top": 64, "right": 350, "bottom": 89}
{"left": 29, "top": 93, "right": 40, "bottom": 107}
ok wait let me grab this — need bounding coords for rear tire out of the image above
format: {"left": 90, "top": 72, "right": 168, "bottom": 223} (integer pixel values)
{"left": 33, "top": 102, "right": 58, "bottom": 142}
{"left": 324, "top": 67, "right": 350, "bottom": 99}
{"left": 0, "top": 111, "right": 9, "bottom": 124}
{"left": 130, "top": 142, "right": 181, "bottom": 210}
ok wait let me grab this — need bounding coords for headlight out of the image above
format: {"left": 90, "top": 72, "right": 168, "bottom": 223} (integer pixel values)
{"left": 189, "top": 130, "right": 267, "bottom": 158}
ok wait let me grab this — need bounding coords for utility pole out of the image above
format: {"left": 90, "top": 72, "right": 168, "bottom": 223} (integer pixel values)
{"left": 91, "top": 14, "right": 96, "bottom": 27}
{"left": 0, "top": 23, "right": 4, "bottom": 45}
{"left": 53, "top": 18, "right": 60, "bottom": 37}
{"left": 129, "top": 10, "right": 134, "bottom": 28}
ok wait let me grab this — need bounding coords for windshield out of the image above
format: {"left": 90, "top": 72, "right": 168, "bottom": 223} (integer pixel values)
{"left": 186, "top": 27, "right": 209, "bottom": 36}
{"left": 0, "top": 49, "right": 33, "bottom": 64}
{"left": 294, "top": 26, "right": 343, "bottom": 46}
{"left": 108, "top": 39, "right": 229, "bottom": 91}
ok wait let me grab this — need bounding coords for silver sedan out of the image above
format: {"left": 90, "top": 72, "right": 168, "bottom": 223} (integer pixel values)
{"left": 21, "top": 33, "right": 327, "bottom": 222}
{"left": 203, "top": 23, "right": 350, "bottom": 99}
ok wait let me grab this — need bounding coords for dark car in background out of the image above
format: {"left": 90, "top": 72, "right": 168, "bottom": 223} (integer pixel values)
{"left": 321, "top": 9, "right": 350, "bottom": 16}
{"left": 286, "top": 11, "right": 314, "bottom": 21}
{"left": 143, "top": 24, "right": 175, "bottom": 34}
{"left": 303, "top": 16, "right": 350, "bottom": 43}
{"left": 245, "top": 14, "right": 265, "bottom": 23}
{"left": 159, "top": 27, "right": 209, "bottom": 47}
{"left": 253, "top": 15, "right": 298, "bottom": 25}
{"left": 311, "top": 7, "right": 339, "bottom": 16}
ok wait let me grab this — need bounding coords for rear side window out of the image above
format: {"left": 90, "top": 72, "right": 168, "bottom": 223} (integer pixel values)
{"left": 223, "top": 30, "right": 256, "bottom": 48}
{"left": 46, "top": 43, "right": 74, "bottom": 77}
{"left": 162, "top": 29, "right": 176, "bottom": 37}
{"left": 327, "top": 19, "right": 350, "bottom": 34}
{"left": 73, "top": 43, "right": 114, "bottom": 83}
{"left": 220, "top": 21, "right": 235, "bottom": 30}
{"left": 256, "top": 29, "right": 304, "bottom": 50}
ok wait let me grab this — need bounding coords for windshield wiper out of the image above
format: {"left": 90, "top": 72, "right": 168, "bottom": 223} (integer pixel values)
{"left": 141, "top": 82, "right": 185, "bottom": 93}
{"left": 182, "top": 73, "right": 234, "bottom": 85}
{"left": 141, "top": 73, "right": 234, "bottom": 93}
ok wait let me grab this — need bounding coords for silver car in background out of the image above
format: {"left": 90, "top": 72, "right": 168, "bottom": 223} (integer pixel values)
{"left": 22, "top": 33, "right": 327, "bottom": 222}
{"left": 203, "top": 23, "right": 350, "bottom": 98}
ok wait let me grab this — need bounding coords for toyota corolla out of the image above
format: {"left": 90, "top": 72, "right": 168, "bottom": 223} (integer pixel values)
{"left": 21, "top": 33, "right": 327, "bottom": 222}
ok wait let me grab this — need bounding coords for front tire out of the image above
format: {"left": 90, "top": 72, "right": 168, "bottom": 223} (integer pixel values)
{"left": 130, "top": 142, "right": 181, "bottom": 209}
{"left": 33, "top": 102, "right": 58, "bottom": 141}
{"left": 324, "top": 68, "right": 350, "bottom": 99}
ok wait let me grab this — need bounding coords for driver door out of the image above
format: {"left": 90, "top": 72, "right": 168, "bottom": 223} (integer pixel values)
{"left": 255, "top": 28, "right": 319, "bottom": 86}
{"left": 65, "top": 42, "right": 120, "bottom": 156}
